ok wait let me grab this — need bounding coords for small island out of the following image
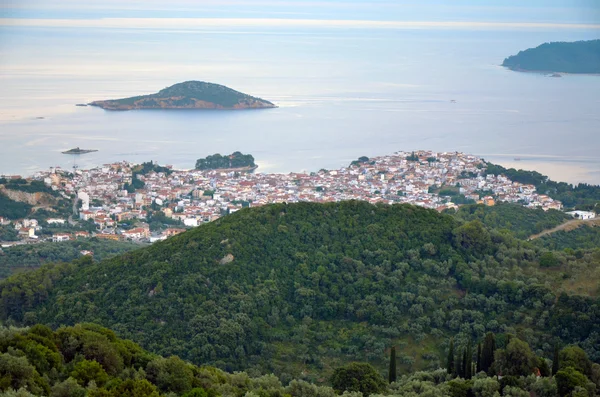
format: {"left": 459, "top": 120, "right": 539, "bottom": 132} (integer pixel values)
{"left": 195, "top": 152, "right": 257, "bottom": 171}
{"left": 89, "top": 81, "right": 276, "bottom": 110}
{"left": 62, "top": 147, "right": 98, "bottom": 155}
{"left": 502, "top": 40, "right": 600, "bottom": 74}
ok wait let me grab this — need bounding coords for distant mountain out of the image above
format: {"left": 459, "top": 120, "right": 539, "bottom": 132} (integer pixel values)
{"left": 1, "top": 201, "right": 599, "bottom": 378}
{"left": 502, "top": 40, "right": 600, "bottom": 74}
{"left": 89, "top": 81, "right": 276, "bottom": 110}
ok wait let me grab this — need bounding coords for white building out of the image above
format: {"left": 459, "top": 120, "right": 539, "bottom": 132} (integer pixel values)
{"left": 78, "top": 191, "right": 90, "bottom": 211}
{"left": 566, "top": 211, "right": 596, "bottom": 220}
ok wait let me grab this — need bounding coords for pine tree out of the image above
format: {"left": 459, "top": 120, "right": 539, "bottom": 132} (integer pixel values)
{"left": 552, "top": 345, "right": 559, "bottom": 376}
{"left": 481, "top": 332, "right": 496, "bottom": 373}
{"left": 389, "top": 346, "right": 397, "bottom": 383}
{"left": 476, "top": 342, "right": 482, "bottom": 373}
{"left": 466, "top": 340, "right": 473, "bottom": 380}
{"left": 447, "top": 339, "right": 455, "bottom": 375}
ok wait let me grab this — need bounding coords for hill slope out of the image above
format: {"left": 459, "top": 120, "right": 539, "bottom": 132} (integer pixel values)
{"left": 1, "top": 202, "right": 599, "bottom": 379}
{"left": 502, "top": 40, "right": 600, "bottom": 74}
{"left": 89, "top": 81, "right": 276, "bottom": 110}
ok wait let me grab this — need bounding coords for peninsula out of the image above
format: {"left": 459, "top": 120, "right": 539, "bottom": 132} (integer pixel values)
{"left": 502, "top": 40, "right": 600, "bottom": 74}
{"left": 61, "top": 147, "right": 98, "bottom": 155}
{"left": 89, "top": 81, "right": 276, "bottom": 110}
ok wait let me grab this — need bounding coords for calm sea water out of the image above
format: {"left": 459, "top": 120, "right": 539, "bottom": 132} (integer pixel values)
{"left": 1, "top": 25, "right": 600, "bottom": 183}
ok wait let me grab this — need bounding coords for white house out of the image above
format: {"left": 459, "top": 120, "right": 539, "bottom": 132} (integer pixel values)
{"left": 46, "top": 218, "right": 66, "bottom": 225}
{"left": 566, "top": 211, "right": 596, "bottom": 220}
{"left": 52, "top": 233, "right": 71, "bottom": 242}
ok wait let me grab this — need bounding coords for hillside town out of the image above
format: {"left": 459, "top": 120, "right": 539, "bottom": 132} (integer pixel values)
{"left": 1, "top": 150, "right": 576, "bottom": 246}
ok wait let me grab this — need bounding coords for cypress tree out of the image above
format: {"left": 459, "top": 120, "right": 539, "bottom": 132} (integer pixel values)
{"left": 466, "top": 340, "right": 473, "bottom": 380}
{"left": 476, "top": 342, "right": 482, "bottom": 373}
{"left": 461, "top": 349, "right": 467, "bottom": 378}
{"left": 552, "top": 345, "right": 559, "bottom": 376}
{"left": 481, "top": 332, "right": 496, "bottom": 373}
{"left": 447, "top": 339, "right": 455, "bottom": 375}
{"left": 389, "top": 346, "right": 397, "bottom": 383}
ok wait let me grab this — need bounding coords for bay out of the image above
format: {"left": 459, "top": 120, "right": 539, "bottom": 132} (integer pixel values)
{"left": 1, "top": 24, "right": 599, "bottom": 183}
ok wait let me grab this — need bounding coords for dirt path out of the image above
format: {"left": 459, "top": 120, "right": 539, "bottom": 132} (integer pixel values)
{"left": 529, "top": 217, "right": 600, "bottom": 240}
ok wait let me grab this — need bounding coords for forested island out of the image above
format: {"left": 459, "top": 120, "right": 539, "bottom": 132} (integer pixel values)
{"left": 89, "top": 81, "right": 276, "bottom": 110}
{"left": 195, "top": 151, "right": 256, "bottom": 171}
{"left": 502, "top": 40, "right": 600, "bottom": 74}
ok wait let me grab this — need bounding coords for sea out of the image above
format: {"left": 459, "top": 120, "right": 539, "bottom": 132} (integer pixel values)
{"left": 1, "top": 9, "right": 600, "bottom": 184}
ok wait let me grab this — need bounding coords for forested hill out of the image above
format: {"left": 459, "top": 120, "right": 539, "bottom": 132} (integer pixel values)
{"left": 89, "top": 81, "right": 276, "bottom": 110}
{"left": 1, "top": 201, "right": 599, "bottom": 381}
{"left": 502, "top": 40, "right": 600, "bottom": 74}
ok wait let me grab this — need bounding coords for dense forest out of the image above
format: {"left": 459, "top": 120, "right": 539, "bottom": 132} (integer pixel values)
{"left": 536, "top": 225, "right": 600, "bottom": 251}
{"left": 0, "top": 239, "right": 146, "bottom": 279}
{"left": 451, "top": 203, "right": 569, "bottom": 239}
{"left": 502, "top": 40, "right": 600, "bottom": 74}
{"left": 0, "top": 322, "right": 598, "bottom": 397}
{"left": 195, "top": 152, "right": 256, "bottom": 171}
{"left": 485, "top": 164, "right": 600, "bottom": 210}
{"left": 0, "top": 201, "right": 598, "bottom": 383}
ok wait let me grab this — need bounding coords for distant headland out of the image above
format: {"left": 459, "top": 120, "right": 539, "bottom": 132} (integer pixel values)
{"left": 88, "top": 81, "right": 277, "bottom": 110}
{"left": 502, "top": 40, "right": 600, "bottom": 74}
{"left": 61, "top": 147, "right": 98, "bottom": 155}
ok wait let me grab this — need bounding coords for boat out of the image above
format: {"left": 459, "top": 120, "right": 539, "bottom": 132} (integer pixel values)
{"left": 514, "top": 157, "right": 521, "bottom": 161}
{"left": 62, "top": 147, "right": 98, "bottom": 155}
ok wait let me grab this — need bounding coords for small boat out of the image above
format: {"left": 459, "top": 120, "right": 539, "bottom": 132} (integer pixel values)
{"left": 514, "top": 157, "right": 521, "bottom": 161}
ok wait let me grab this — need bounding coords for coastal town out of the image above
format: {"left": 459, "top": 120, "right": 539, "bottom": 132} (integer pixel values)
{"left": 0, "top": 150, "right": 573, "bottom": 246}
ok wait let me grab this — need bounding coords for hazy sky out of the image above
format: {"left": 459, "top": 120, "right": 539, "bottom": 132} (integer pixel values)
{"left": 2, "top": 0, "right": 600, "bottom": 27}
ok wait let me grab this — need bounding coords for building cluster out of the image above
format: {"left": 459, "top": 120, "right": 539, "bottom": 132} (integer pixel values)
{"left": 2, "top": 151, "right": 567, "bottom": 246}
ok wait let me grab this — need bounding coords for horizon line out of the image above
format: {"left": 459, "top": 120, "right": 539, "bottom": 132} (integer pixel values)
{"left": 2, "top": 18, "right": 600, "bottom": 30}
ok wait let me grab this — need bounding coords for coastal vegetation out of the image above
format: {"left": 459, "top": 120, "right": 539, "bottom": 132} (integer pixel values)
{"left": 502, "top": 40, "right": 600, "bottom": 74}
{"left": 0, "top": 201, "right": 598, "bottom": 382}
{"left": 195, "top": 152, "right": 256, "bottom": 171}
{"left": 485, "top": 164, "right": 600, "bottom": 210}
{"left": 89, "top": 81, "right": 276, "bottom": 110}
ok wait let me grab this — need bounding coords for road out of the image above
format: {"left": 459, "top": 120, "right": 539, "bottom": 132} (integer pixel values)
{"left": 528, "top": 217, "right": 600, "bottom": 240}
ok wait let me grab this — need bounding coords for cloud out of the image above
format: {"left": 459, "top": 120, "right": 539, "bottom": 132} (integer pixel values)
{"left": 1, "top": 17, "right": 599, "bottom": 30}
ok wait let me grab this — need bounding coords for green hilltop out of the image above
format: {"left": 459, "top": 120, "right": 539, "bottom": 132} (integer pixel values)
{"left": 1, "top": 201, "right": 599, "bottom": 381}
{"left": 89, "top": 81, "right": 276, "bottom": 110}
{"left": 502, "top": 40, "right": 600, "bottom": 74}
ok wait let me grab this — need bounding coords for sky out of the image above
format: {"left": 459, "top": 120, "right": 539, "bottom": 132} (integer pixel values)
{"left": 2, "top": 0, "right": 600, "bottom": 28}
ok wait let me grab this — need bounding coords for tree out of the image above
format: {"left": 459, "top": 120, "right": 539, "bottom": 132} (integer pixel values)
{"left": 555, "top": 367, "right": 589, "bottom": 397}
{"left": 182, "top": 388, "right": 209, "bottom": 397}
{"left": 465, "top": 341, "right": 473, "bottom": 380}
{"left": 50, "top": 377, "right": 86, "bottom": 397}
{"left": 388, "top": 347, "right": 397, "bottom": 383}
{"left": 447, "top": 339, "right": 455, "bottom": 375}
{"left": 70, "top": 359, "right": 108, "bottom": 387}
{"left": 559, "top": 346, "right": 592, "bottom": 377}
{"left": 553, "top": 345, "right": 560, "bottom": 376}
{"left": 494, "top": 338, "right": 537, "bottom": 377}
{"left": 453, "top": 221, "right": 492, "bottom": 256}
{"left": 461, "top": 350, "right": 467, "bottom": 379}
{"left": 476, "top": 343, "right": 482, "bottom": 374}
{"left": 145, "top": 356, "right": 193, "bottom": 395}
{"left": 330, "top": 362, "right": 387, "bottom": 396}
{"left": 112, "top": 379, "right": 160, "bottom": 397}
{"left": 480, "top": 333, "right": 496, "bottom": 374}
